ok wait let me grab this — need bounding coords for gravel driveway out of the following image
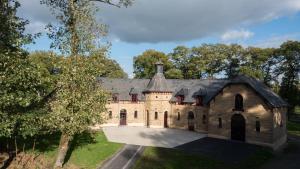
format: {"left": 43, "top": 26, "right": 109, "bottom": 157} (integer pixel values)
{"left": 103, "top": 126, "right": 206, "bottom": 148}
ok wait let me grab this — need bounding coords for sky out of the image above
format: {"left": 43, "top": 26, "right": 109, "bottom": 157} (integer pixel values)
{"left": 18, "top": 0, "right": 300, "bottom": 77}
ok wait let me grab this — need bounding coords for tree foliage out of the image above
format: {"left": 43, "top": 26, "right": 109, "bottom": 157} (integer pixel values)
{"left": 41, "top": 0, "right": 133, "bottom": 167}
{"left": 134, "top": 50, "right": 172, "bottom": 78}
{"left": 134, "top": 42, "right": 299, "bottom": 111}
{"left": 0, "top": 0, "right": 51, "bottom": 140}
{"left": 278, "top": 41, "right": 300, "bottom": 112}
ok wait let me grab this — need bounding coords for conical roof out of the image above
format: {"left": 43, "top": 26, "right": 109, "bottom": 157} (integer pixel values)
{"left": 143, "top": 62, "right": 172, "bottom": 93}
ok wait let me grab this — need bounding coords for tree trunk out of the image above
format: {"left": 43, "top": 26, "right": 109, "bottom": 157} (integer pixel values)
{"left": 53, "top": 134, "right": 72, "bottom": 169}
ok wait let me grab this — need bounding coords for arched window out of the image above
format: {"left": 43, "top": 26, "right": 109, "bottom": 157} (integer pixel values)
{"left": 202, "top": 115, "right": 206, "bottom": 124}
{"left": 234, "top": 94, "right": 244, "bottom": 111}
{"left": 155, "top": 112, "right": 158, "bottom": 120}
{"left": 177, "top": 112, "right": 181, "bottom": 121}
{"left": 256, "top": 117, "right": 260, "bottom": 132}
{"left": 134, "top": 111, "right": 138, "bottom": 118}
{"left": 188, "top": 111, "right": 194, "bottom": 119}
{"left": 109, "top": 111, "right": 112, "bottom": 119}
{"left": 218, "top": 117, "right": 222, "bottom": 128}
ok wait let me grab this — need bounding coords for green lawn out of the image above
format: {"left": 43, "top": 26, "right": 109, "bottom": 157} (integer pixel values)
{"left": 295, "top": 106, "right": 300, "bottom": 114}
{"left": 66, "top": 131, "right": 123, "bottom": 169}
{"left": 13, "top": 131, "right": 122, "bottom": 169}
{"left": 287, "top": 121, "right": 300, "bottom": 137}
{"left": 134, "top": 147, "right": 224, "bottom": 169}
{"left": 134, "top": 147, "right": 273, "bottom": 169}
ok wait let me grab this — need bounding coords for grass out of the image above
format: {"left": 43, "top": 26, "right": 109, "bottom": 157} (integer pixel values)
{"left": 294, "top": 106, "right": 300, "bottom": 115}
{"left": 287, "top": 121, "right": 300, "bottom": 136}
{"left": 134, "top": 147, "right": 224, "bottom": 169}
{"left": 134, "top": 147, "right": 273, "bottom": 169}
{"left": 6, "top": 131, "right": 123, "bottom": 169}
{"left": 66, "top": 131, "right": 123, "bottom": 169}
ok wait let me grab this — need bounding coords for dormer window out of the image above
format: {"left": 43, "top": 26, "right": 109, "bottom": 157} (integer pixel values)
{"left": 176, "top": 95, "right": 184, "bottom": 105}
{"left": 112, "top": 93, "right": 119, "bottom": 103}
{"left": 131, "top": 94, "right": 138, "bottom": 102}
{"left": 196, "top": 96, "right": 203, "bottom": 106}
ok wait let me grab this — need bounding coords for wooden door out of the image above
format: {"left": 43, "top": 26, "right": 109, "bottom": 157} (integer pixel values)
{"left": 231, "top": 114, "right": 245, "bottom": 141}
{"left": 164, "top": 111, "right": 168, "bottom": 128}
{"left": 188, "top": 111, "right": 195, "bottom": 131}
{"left": 120, "top": 110, "right": 127, "bottom": 125}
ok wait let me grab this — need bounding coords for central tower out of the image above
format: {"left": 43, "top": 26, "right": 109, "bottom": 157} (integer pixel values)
{"left": 143, "top": 61, "right": 173, "bottom": 128}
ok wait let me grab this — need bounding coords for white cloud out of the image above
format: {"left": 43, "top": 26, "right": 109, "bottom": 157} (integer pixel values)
{"left": 25, "top": 21, "right": 48, "bottom": 34}
{"left": 18, "top": 0, "right": 300, "bottom": 43}
{"left": 221, "top": 29, "right": 254, "bottom": 41}
{"left": 253, "top": 33, "right": 300, "bottom": 48}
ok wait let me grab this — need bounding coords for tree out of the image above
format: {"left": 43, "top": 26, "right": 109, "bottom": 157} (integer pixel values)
{"left": 40, "top": 0, "right": 133, "bottom": 167}
{"left": 0, "top": 0, "right": 34, "bottom": 53}
{"left": 133, "top": 49, "right": 173, "bottom": 78}
{"left": 169, "top": 46, "right": 191, "bottom": 78}
{"left": 277, "top": 41, "right": 300, "bottom": 115}
{"left": 190, "top": 44, "right": 226, "bottom": 78}
{"left": 239, "top": 47, "right": 269, "bottom": 80}
{"left": 165, "top": 68, "right": 183, "bottom": 79}
{"left": 0, "top": 0, "right": 51, "bottom": 153}
{"left": 221, "top": 44, "right": 244, "bottom": 78}
{"left": 89, "top": 49, "right": 128, "bottom": 78}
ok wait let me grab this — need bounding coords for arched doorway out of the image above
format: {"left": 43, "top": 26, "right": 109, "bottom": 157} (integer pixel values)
{"left": 120, "top": 109, "right": 127, "bottom": 125}
{"left": 188, "top": 111, "right": 195, "bottom": 131}
{"left": 164, "top": 111, "right": 168, "bottom": 128}
{"left": 231, "top": 114, "right": 245, "bottom": 141}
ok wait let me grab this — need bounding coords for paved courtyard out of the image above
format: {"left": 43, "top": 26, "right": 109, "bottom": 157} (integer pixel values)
{"left": 102, "top": 126, "right": 206, "bottom": 148}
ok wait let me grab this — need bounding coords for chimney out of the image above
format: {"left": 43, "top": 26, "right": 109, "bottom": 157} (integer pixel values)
{"left": 155, "top": 61, "right": 164, "bottom": 74}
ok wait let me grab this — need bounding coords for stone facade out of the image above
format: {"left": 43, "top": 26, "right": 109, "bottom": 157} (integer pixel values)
{"left": 99, "top": 63, "right": 288, "bottom": 150}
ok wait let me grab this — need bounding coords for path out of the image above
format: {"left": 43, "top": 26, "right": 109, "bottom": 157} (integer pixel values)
{"left": 100, "top": 144, "right": 144, "bottom": 169}
{"left": 175, "top": 137, "right": 262, "bottom": 163}
{"left": 103, "top": 126, "right": 206, "bottom": 148}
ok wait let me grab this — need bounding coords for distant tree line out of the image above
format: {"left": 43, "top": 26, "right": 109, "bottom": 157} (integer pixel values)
{"left": 133, "top": 43, "right": 300, "bottom": 112}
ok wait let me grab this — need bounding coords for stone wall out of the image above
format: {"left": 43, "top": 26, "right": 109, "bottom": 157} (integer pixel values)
{"left": 144, "top": 92, "right": 173, "bottom": 128}
{"left": 208, "top": 84, "right": 275, "bottom": 145}
{"left": 170, "top": 104, "right": 208, "bottom": 132}
{"left": 104, "top": 101, "right": 146, "bottom": 126}
{"left": 272, "top": 107, "right": 287, "bottom": 148}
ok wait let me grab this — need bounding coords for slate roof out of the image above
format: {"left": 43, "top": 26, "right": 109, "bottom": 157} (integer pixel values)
{"left": 97, "top": 75, "right": 288, "bottom": 108}
{"left": 143, "top": 73, "right": 172, "bottom": 93}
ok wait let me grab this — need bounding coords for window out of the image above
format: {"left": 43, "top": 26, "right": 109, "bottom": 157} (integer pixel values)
{"left": 234, "top": 94, "right": 244, "bottom": 111}
{"left": 134, "top": 111, "right": 138, "bottom": 118}
{"left": 218, "top": 117, "right": 222, "bottom": 128}
{"left": 131, "top": 94, "right": 138, "bottom": 102}
{"left": 202, "top": 115, "right": 206, "bottom": 124}
{"left": 109, "top": 111, "right": 112, "bottom": 119}
{"left": 155, "top": 112, "right": 158, "bottom": 119}
{"left": 196, "top": 96, "right": 203, "bottom": 106}
{"left": 256, "top": 118, "right": 260, "bottom": 132}
{"left": 177, "top": 112, "right": 181, "bottom": 121}
{"left": 176, "top": 96, "right": 184, "bottom": 105}
{"left": 112, "top": 93, "right": 119, "bottom": 103}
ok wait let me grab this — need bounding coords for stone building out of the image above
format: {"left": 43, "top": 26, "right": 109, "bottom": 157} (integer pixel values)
{"left": 98, "top": 62, "right": 288, "bottom": 149}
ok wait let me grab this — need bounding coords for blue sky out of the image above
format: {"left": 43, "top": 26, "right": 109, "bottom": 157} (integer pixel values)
{"left": 20, "top": 0, "right": 300, "bottom": 77}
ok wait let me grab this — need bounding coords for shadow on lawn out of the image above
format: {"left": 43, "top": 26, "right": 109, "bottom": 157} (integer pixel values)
{"left": 63, "top": 131, "right": 97, "bottom": 164}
